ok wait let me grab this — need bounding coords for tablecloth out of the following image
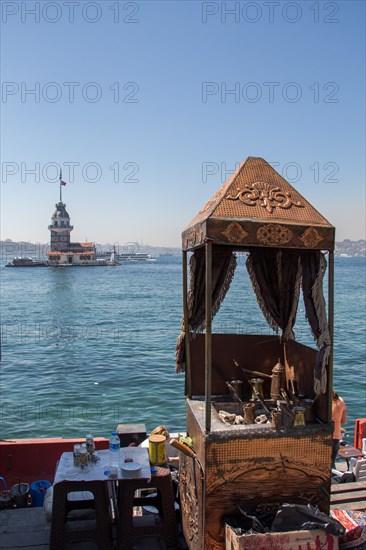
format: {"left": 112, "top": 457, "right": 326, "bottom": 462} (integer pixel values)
{"left": 54, "top": 447, "right": 151, "bottom": 484}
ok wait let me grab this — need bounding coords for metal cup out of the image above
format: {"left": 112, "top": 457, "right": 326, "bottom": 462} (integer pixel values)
{"left": 299, "top": 399, "right": 314, "bottom": 422}
{"left": 277, "top": 400, "right": 293, "bottom": 428}
{"left": 250, "top": 378, "right": 264, "bottom": 400}
{"left": 292, "top": 406, "right": 305, "bottom": 427}
{"left": 271, "top": 411, "right": 283, "bottom": 430}
{"left": 229, "top": 380, "right": 243, "bottom": 400}
{"left": 243, "top": 403, "right": 256, "bottom": 424}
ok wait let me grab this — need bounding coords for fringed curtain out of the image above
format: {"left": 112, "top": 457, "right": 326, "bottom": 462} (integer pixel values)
{"left": 246, "top": 249, "right": 302, "bottom": 340}
{"left": 175, "top": 246, "right": 237, "bottom": 372}
{"left": 301, "top": 251, "right": 330, "bottom": 394}
{"left": 247, "top": 248, "right": 330, "bottom": 395}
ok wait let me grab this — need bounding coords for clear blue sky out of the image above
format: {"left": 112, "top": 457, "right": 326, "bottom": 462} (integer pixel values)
{"left": 1, "top": 0, "right": 365, "bottom": 246}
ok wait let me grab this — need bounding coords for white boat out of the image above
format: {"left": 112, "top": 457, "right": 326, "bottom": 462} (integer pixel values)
{"left": 107, "top": 246, "right": 121, "bottom": 266}
{"left": 117, "top": 253, "right": 156, "bottom": 262}
{"left": 99, "top": 251, "right": 156, "bottom": 262}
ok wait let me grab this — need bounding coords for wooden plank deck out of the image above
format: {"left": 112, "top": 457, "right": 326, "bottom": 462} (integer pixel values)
{"left": 0, "top": 507, "right": 186, "bottom": 549}
{"left": 330, "top": 481, "right": 366, "bottom": 511}
{"left": 1, "top": 482, "right": 365, "bottom": 549}
{"left": 0, "top": 508, "right": 50, "bottom": 550}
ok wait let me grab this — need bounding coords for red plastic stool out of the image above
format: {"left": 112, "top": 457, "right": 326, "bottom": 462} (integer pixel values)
{"left": 354, "top": 418, "right": 366, "bottom": 450}
{"left": 117, "top": 466, "right": 178, "bottom": 549}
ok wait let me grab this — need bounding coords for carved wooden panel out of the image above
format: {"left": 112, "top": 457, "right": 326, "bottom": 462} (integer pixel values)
{"left": 183, "top": 400, "right": 332, "bottom": 550}
{"left": 180, "top": 454, "right": 201, "bottom": 548}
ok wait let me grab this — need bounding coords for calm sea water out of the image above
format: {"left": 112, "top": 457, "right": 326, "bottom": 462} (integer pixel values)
{"left": 0, "top": 255, "right": 365, "bottom": 441}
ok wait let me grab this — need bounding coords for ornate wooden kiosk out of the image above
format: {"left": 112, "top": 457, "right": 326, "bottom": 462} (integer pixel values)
{"left": 176, "top": 157, "right": 335, "bottom": 550}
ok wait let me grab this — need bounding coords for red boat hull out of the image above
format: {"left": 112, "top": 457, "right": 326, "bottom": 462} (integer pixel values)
{"left": 0, "top": 437, "right": 109, "bottom": 486}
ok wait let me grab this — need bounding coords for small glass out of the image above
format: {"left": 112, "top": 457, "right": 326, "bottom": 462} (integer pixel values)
{"left": 90, "top": 450, "right": 100, "bottom": 464}
{"left": 108, "top": 466, "right": 118, "bottom": 479}
{"left": 73, "top": 444, "right": 81, "bottom": 467}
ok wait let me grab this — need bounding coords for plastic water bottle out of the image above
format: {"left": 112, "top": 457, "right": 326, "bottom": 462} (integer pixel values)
{"left": 109, "top": 431, "right": 120, "bottom": 477}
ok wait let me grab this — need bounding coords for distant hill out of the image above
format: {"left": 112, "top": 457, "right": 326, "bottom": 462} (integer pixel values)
{"left": 335, "top": 239, "right": 365, "bottom": 257}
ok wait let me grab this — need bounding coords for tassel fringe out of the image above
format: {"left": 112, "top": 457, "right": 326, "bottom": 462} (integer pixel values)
{"left": 311, "top": 253, "right": 331, "bottom": 395}
{"left": 284, "top": 255, "right": 302, "bottom": 340}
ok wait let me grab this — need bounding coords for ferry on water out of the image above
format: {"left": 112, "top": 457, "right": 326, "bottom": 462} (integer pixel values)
{"left": 98, "top": 251, "right": 156, "bottom": 262}
{"left": 5, "top": 257, "right": 48, "bottom": 267}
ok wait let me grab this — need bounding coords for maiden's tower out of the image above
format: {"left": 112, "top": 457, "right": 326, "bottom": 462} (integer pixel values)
{"left": 46, "top": 175, "right": 100, "bottom": 266}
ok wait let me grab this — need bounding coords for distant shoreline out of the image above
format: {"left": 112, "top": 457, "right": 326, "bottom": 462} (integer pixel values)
{"left": 0, "top": 240, "right": 181, "bottom": 257}
{"left": 1, "top": 239, "right": 365, "bottom": 258}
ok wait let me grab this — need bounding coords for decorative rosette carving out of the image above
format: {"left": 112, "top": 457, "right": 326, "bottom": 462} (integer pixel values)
{"left": 256, "top": 224, "right": 293, "bottom": 246}
{"left": 226, "top": 181, "right": 303, "bottom": 214}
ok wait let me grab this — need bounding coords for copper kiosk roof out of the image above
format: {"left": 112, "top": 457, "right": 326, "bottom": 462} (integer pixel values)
{"left": 182, "top": 157, "right": 335, "bottom": 251}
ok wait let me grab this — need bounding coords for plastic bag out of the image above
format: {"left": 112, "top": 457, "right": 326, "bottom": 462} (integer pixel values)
{"left": 43, "top": 485, "right": 53, "bottom": 522}
{"left": 271, "top": 503, "right": 345, "bottom": 536}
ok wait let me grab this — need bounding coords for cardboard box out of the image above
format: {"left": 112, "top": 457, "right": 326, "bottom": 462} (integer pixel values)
{"left": 116, "top": 423, "right": 147, "bottom": 447}
{"left": 225, "top": 524, "right": 339, "bottom": 550}
{"left": 330, "top": 510, "right": 366, "bottom": 549}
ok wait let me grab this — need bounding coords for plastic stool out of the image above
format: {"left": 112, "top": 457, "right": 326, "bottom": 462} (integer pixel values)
{"left": 117, "top": 466, "right": 178, "bottom": 549}
{"left": 50, "top": 480, "right": 112, "bottom": 550}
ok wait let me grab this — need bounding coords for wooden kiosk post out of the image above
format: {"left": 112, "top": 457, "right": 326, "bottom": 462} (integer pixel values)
{"left": 205, "top": 239, "right": 213, "bottom": 433}
{"left": 177, "top": 157, "right": 336, "bottom": 550}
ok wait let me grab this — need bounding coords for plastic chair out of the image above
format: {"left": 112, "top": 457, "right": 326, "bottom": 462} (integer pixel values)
{"left": 331, "top": 468, "right": 355, "bottom": 484}
{"left": 350, "top": 458, "right": 366, "bottom": 481}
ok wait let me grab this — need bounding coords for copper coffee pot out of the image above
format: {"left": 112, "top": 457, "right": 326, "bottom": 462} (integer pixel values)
{"left": 270, "top": 359, "right": 286, "bottom": 400}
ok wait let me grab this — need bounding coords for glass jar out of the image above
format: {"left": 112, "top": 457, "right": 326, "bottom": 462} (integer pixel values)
{"left": 79, "top": 443, "right": 89, "bottom": 469}
{"left": 86, "top": 434, "right": 95, "bottom": 457}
